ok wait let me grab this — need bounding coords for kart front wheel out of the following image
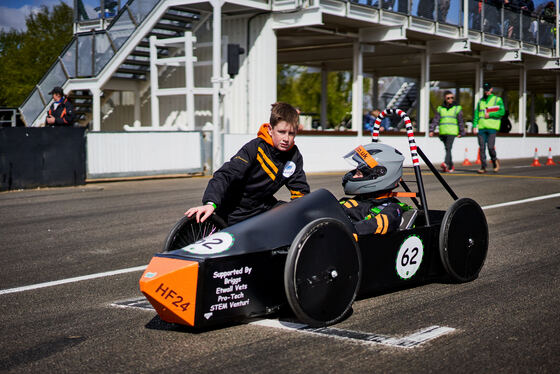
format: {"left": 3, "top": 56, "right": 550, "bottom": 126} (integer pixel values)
{"left": 439, "top": 198, "right": 488, "bottom": 282}
{"left": 284, "top": 218, "right": 362, "bottom": 327}
{"left": 162, "top": 214, "right": 227, "bottom": 252}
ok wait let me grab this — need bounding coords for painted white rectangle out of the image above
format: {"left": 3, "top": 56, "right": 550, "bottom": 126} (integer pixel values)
{"left": 87, "top": 131, "right": 203, "bottom": 178}
{"left": 394, "top": 325, "right": 456, "bottom": 347}
{"left": 250, "top": 319, "right": 455, "bottom": 348}
{"left": 250, "top": 318, "right": 307, "bottom": 330}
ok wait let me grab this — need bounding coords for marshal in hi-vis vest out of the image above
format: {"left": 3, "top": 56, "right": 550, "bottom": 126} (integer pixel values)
{"left": 477, "top": 95, "right": 503, "bottom": 131}
{"left": 436, "top": 105, "right": 461, "bottom": 135}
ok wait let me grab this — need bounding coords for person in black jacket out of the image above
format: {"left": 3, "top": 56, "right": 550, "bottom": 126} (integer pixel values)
{"left": 186, "top": 102, "right": 310, "bottom": 226}
{"left": 45, "top": 86, "right": 75, "bottom": 126}
{"left": 484, "top": 0, "right": 502, "bottom": 35}
{"left": 417, "top": 0, "right": 434, "bottom": 19}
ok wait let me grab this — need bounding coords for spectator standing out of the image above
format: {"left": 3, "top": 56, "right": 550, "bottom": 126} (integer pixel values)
{"left": 473, "top": 83, "right": 505, "bottom": 174}
{"left": 470, "top": 0, "right": 483, "bottom": 30}
{"left": 363, "top": 110, "right": 376, "bottom": 133}
{"left": 367, "top": 109, "right": 391, "bottom": 132}
{"left": 500, "top": 110, "right": 513, "bottom": 133}
{"left": 520, "top": 0, "right": 535, "bottom": 15}
{"left": 429, "top": 91, "right": 466, "bottom": 173}
{"left": 484, "top": 0, "right": 502, "bottom": 35}
{"left": 438, "top": 0, "right": 451, "bottom": 22}
{"left": 504, "top": 0, "right": 519, "bottom": 38}
{"left": 396, "top": 0, "right": 410, "bottom": 13}
{"left": 541, "top": 1, "right": 555, "bottom": 21}
{"left": 520, "top": 0, "right": 536, "bottom": 42}
{"left": 45, "top": 86, "right": 75, "bottom": 126}
{"left": 295, "top": 107, "right": 304, "bottom": 131}
{"left": 417, "top": 0, "right": 434, "bottom": 19}
{"left": 540, "top": 2, "right": 556, "bottom": 47}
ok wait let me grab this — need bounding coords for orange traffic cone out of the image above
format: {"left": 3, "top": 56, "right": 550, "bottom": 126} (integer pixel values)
{"left": 475, "top": 148, "right": 481, "bottom": 165}
{"left": 545, "top": 147, "right": 556, "bottom": 166}
{"left": 531, "top": 148, "right": 542, "bottom": 167}
{"left": 462, "top": 148, "right": 473, "bottom": 166}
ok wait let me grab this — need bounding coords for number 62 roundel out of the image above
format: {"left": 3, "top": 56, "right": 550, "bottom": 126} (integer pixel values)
{"left": 395, "top": 235, "right": 424, "bottom": 280}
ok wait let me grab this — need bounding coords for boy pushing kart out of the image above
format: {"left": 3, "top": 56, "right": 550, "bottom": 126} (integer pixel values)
{"left": 186, "top": 102, "right": 310, "bottom": 226}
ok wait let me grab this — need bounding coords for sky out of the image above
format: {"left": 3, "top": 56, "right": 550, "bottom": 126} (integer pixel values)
{"left": 0, "top": 0, "right": 553, "bottom": 32}
{"left": 0, "top": 0, "right": 99, "bottom": 32}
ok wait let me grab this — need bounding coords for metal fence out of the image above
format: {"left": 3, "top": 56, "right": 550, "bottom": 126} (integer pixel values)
{"left": 350, "top": 0, "right": 556, "bottom": 48}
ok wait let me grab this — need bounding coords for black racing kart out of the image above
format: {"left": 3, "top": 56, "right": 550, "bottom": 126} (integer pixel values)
{"left": 139, "top": 109, "right": 488, "bottom": 328}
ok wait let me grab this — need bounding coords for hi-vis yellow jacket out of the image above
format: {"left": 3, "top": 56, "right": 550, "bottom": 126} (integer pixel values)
{"left": 474, "top": 94, "right": 505, "bottom": 130}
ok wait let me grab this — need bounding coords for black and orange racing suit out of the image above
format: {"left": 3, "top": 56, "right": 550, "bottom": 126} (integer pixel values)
{"left": 45, "top": 97, "right": 75, "bottom": 126}
{"left": 203, "top": 124, "right": 310, "bottom": 225}
{"left": 340, "top": 193, "right": 410, "bottom": 236}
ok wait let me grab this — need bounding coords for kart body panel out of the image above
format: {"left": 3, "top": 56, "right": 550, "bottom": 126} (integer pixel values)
{"left": 139, "top": 189, "right": 447, "bottom": 328}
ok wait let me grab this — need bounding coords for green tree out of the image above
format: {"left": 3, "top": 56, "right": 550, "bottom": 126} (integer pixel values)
{"left": 278, "top": 65, "right": 369, "bottom": 127}
{"left": 0, "top": 1, "right": 73, "bottom": 107}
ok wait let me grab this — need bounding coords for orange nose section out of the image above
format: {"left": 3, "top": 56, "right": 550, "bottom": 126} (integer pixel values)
{"left": 139, "top": 256, "right": 199, "bottom": 326}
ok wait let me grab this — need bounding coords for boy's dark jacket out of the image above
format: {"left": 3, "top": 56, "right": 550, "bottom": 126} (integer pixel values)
{"left": 203, "top": 124, "right": 310, "bottom": 225}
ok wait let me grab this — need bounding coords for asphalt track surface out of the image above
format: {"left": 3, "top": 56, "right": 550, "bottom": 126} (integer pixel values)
{"left": 1, "top": 158, "right": 559, "bottom": 373}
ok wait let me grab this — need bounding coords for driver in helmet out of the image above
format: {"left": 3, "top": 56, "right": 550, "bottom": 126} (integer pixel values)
{"left": 340, "top": 143, "right": 411, "bottom": 236}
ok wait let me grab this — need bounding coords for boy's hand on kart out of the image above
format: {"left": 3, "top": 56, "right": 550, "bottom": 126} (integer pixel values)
{"left": 185, "top": 204, "right": 215, "bottom": 223}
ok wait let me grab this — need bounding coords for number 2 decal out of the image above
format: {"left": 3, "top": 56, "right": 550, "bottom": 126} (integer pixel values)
{"left": 201, "top": 238, "right": 223, "bottom": 249}
{"left": 182, "top": 232, "right": 234, "bottom": 255}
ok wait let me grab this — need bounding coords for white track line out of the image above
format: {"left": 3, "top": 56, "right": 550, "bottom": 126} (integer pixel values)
{"left": 1, "top": 192, "right": 560, "bottom": 296}
{"left": 0, "top": 265, "right": 146, "bottom": 295}
{"left": 481, "top": 192, "right": 560, "bottom": 210}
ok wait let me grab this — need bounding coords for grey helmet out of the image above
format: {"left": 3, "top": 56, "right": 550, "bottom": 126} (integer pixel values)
{"left": 342, "top": 143, "right": 404, "bottom": 195}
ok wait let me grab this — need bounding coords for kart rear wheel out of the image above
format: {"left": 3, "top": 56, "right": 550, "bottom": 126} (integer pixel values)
{"left": 284, "top": 218, "right": 362, "bottom": 327}
{"left": 439, "top": 198, "right": 488, "bottom": 282}
{"left": 162, "top": 214, "right": 227, "bottom": 252}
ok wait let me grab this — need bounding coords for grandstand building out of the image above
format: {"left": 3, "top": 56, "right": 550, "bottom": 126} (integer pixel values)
{"left": 17, "top": 0, "right": 560, "bottom": 177}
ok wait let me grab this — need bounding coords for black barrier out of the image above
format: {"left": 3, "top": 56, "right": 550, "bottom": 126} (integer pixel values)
{"left": 0, "top": 127, "right": 86, "bottom": 191}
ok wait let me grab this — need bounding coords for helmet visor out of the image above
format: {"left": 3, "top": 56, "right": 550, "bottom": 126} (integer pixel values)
{"left": 343, "top": 145, "right": 380, "bottom": 169}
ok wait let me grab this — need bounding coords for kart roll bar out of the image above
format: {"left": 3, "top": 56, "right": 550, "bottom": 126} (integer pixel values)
{"left": 372, "top": 109, "right": 459, "bottom": 227}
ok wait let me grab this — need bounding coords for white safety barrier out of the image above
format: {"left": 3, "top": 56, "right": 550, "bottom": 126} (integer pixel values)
{"left": 87, "top": 131, "right": 204, "bottom": 179}
{"left": 224, "top": 133, "right": 560, "bottom": 173}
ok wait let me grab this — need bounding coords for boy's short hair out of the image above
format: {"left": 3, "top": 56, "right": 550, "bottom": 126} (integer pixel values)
{"left": 270, "top": 102, "right": 299, "bottom": 130}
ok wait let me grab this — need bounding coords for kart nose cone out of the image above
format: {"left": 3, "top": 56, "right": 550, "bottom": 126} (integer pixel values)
{"left": 139, "top": 256, "right": 199, "bottom": 326}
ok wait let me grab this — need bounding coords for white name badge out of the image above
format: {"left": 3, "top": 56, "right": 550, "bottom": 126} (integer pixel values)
{"left": 283, "top": 161, "right": 296, "bottom": 177}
